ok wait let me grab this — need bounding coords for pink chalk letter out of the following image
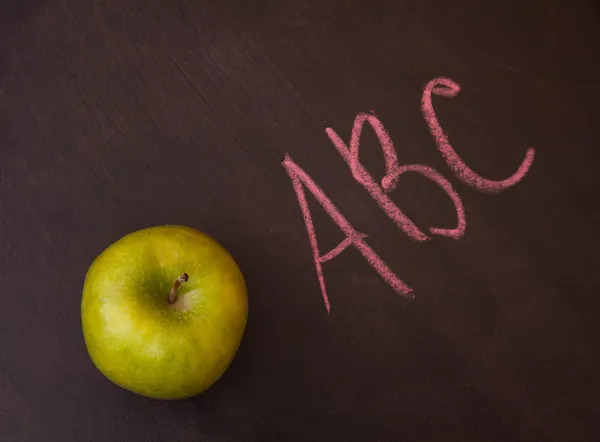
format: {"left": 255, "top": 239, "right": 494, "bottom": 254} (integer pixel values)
{"left": 282, "top": 154, "right": 413, "bottom": 313}
{"left": 422, "top": 77, "right": 535, "bottom": 193}
{"left": 326, "top": 112, "right": 466, "bottom": 239}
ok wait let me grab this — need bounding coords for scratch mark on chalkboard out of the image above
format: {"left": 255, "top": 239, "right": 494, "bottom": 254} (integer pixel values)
{"left": 283, "top": 154, "right": 413, "bottom": 312}
{"left": 172, "top": 55, "right": 291, "bottom": 202}
{"left": 422, "top": 77, "right": 535, "bottom": 193}
{"left": 171, "top": 56, "right": 216, "bottom": 115}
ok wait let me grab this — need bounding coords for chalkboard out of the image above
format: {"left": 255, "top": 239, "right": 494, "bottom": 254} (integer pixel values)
{"left": 2, "top": 0, "right": 600, "bottom": 440}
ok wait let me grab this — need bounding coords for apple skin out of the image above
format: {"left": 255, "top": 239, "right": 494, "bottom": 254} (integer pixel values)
{"left": 81, "top": 225, "right": 248, "bottom": 399}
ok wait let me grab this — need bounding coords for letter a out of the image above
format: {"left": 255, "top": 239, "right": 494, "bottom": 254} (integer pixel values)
{"left": 282, "top": 154, "right": 413, "bottom": 313}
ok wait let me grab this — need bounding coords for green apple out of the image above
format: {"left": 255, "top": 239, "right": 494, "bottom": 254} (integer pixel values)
{"left": 81, "top": 225, "right": 248, "bottom": 399}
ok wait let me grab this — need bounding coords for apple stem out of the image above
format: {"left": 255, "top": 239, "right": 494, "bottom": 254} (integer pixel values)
{"left": 168, "top": 273, "right": 189, "bottom": 304}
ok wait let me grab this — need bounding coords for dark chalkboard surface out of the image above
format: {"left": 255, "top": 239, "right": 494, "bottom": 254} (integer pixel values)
{"left": 2, "top": 1, "right": 600, "bottom": 440}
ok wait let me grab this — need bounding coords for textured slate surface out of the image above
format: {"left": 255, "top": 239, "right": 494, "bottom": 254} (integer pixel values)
{"left": 1, "top": 1, "right": 600, "bottom": 440}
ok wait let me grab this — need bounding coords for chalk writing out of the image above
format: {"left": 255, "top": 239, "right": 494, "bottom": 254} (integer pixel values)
{"left": 422, "top": 77, "right": 535, "bottom": 193}
{"left": 283, "top": 77, "right": 535, "bottom": 312}
{"left": 325, "top": 112, "right": 466, "bottom": 240}
{"left": 282, "top": 155, "right": 413, "bottom": 313}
